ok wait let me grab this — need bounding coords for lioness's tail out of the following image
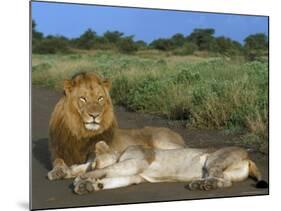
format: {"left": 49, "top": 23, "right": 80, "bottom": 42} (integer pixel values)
{"left": 248, "top": 160, "right": 268, "bottom": 188}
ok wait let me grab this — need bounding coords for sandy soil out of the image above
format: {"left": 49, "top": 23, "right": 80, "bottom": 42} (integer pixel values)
{"left": 31, "top": 86, "right": 269, "bottom": 210}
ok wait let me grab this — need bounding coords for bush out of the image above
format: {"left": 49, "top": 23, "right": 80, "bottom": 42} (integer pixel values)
{"left": 149, "top": 38, "right": 174, "bottom": 51}
{"left": 32, "top": 62, "right": 52, "bottom": 72}
{"left": 244, "top": 49, "right": 265, "bottom": 61}
{"left": 111, "top": 75, "right": 131, "bottom": 105}
{"left": 74, "top": 29, "right": 97, "bottom": 50}
{"left": 176, "top": 68, "right": 201, "bottom": 83}
{"left": 173, "top": 43, "right": 198, "bottom": 55}
{"left": 118, "top": 37, "right": 138, "bottom": 54}
{"left": 33, "top": 37, "right": 70, "bottom": 54}
{"left": 126, "top": 77, "right": 166, "bottom": 112}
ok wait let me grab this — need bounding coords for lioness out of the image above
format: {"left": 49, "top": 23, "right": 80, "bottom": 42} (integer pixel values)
{"left": 73, "top": 141, "right": 268, "bottom": 195}
{"left": 48, "top": 72, "right": 185, "bottom": 180}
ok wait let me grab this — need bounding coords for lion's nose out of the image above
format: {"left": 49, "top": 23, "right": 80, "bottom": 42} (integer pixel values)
{"left": 89, "top": 112, "right": 100, "bottom": 119}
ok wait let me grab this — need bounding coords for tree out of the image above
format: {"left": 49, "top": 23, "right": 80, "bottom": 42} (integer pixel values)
{"left": 118, "top": 36, "right": 138, "bottom": 54}
{"left": 173, "top": 42, "right": 198, "bottom": 55}
{"left": 244, "top": 33, "right": 268, "bottom": 61}
{"left": 33, "top": 35, "right": 70, "bottom": 54}
{"left": 187, "top": 28, "right": 217, "bottom": 51}
{"left": 103, "top": 31, "right": 124, "bottom": 43}
{"left": 75, "top": 29, "right": 97, "bottom": 49}
{"left": 32, "top": 20, "right": 43, "bottom": 40}
{"left": 32, "top": 20, "right": 44, "bottom": 53}
{"left": 135, "top": 40, "right": 147, "bottom": 50}
{"left": 215, "top": 36, "right": 242, "bottom": 56}
{"left": 244, "top": 33, "right": 268, "bottom": 50}
{"left": 170, "top": 33, "right": 185, "bottom": 48}
{"left": 149, "top": 38, "right": 174, "bottom": 51}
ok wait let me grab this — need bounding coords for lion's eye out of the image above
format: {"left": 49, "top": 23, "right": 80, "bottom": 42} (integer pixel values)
{"left": 79, "top": 97, "right": 87, "bottom": 103}
{"left": 98, "top": 96, "right": 104, "bottom": 102}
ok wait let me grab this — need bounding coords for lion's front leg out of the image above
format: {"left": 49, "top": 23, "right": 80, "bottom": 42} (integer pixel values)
{"left": 47, "top": 158, "right": 70, "bottom": 180}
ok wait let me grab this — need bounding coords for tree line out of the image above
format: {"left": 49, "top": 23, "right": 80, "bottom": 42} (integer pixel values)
{"left": 32, "top": 20, "right": 268, "bottom": 60}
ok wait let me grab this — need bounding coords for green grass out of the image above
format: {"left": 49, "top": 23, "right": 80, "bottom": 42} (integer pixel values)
{"left": 32, "top": 50, "right": 268, "bottom": 152}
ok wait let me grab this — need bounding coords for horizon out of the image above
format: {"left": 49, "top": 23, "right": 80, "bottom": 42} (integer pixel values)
{"left": 31, "top": 1, "right": 268, "bottom": 44}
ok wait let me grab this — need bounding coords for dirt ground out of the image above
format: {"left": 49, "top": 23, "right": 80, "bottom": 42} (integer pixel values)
{"left": 31, "top": 86, "right": 269, "bottom": 210}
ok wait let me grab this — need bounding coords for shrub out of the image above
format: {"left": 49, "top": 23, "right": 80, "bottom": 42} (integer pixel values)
{"left": 74, "top": 29, "right": 97, "bottom": 50}
{"left": 173, "top": 43, "right": 198, "bottom": 55}
{"left": 176, "top": 68, "right": 201, "bottom": 83}
{"left": 33, "top": 36, "right": 70, "bottom": 54}
{"left": 118, "top": 37, "right": 138, "bottom": 54}
{"left": 111, "top": 75, "right": 131, "bottom": 106}
{"left": 149, "top": 38, "right": 174, "bottom": 51}
{"left": 126, "top": 77, "right": 166, "bottom": 112}
{"left": 32, "top": 62, "right": 52, "bottom": 72}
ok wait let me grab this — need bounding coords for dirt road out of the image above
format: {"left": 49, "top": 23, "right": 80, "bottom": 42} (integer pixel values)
{"left": 31, "top": 86, "right": 268, "bottom": 210}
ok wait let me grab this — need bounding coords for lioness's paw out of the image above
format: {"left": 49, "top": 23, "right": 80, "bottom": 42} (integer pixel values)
{"left": 202, "top": 178, "right": 218, "bottom": 190}
{"left": 74, "top": 179, "right": 95, "bottom": 195}
{"left": 189, "top": 179, "right": 218, "bottom": 191}
{"left": 47, "top": 166, "right": 68, "bottom": 181}
{"left": 188, "top": 180, "right": 202, "bottom": 190}
{"left": 74, "top": 177, "right": 104, "bottom": 195}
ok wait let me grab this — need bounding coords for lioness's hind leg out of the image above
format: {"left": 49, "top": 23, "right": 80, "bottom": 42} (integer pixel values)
{"left": 205, "top": 147, "right": 248, "bottom": 179}
{"left": 223, "top": 160, "right": 250, "bottom": 182}
{"left": 188, "top": 147, "right": 248, "bottom": 190}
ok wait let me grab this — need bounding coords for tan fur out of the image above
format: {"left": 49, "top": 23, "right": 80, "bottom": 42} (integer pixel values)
{"left": 248, "top": 159, "right": 262, "bottom": 181}
{"left": 48, "top": 72, "right": 185, "bottom": 180}
{"left": 73, "top": 143, "right": 266, "bottom": 194}
{"left": 48, "top": 72, "right": 117, "bottom": 166}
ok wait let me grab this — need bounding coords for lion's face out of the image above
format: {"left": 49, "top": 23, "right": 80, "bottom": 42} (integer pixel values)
{"left": 63, "top": 73, "right": 114, "bottom": 132}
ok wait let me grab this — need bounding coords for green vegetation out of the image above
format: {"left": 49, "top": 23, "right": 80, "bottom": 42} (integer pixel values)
{"left": 32, "top": 20, "right": 268, "bottom": 61}
{"left": 32, "top": 19, "right": 268, "bottom": 152}
{"left": 32, "top": 51, "right": 268, "bottom": 152}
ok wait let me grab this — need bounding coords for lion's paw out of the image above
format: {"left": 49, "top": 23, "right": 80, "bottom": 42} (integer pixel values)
{"left": 47, "top": 166, "right": 69, "bottom": 181}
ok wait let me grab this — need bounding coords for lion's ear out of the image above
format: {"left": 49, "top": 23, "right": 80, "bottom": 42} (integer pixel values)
{"left": 102, "top": 78, "right": 111, "bottom": 90}
{"left": 63, "top": 80, "right": 73, "bottom": 95}
{"left": 95, "top": 141, "right": 110, "bottom": 155}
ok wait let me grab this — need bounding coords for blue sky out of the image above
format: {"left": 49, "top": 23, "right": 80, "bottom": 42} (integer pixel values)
{"left": 32, "top": 1, "right": 268, "bottom": 44}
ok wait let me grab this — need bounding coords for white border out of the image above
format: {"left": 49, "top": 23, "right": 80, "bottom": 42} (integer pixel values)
{"left": 1, "top": 0, "right": 280, "bottom": 211}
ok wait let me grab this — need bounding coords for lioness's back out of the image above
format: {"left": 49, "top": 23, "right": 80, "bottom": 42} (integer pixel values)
{"left": 141, "top": 148, "right": 206, "bottom": 182}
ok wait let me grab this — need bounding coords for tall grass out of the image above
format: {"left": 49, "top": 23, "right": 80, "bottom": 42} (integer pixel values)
{"left": 32, "top": 51, "right": 268, "bottom": 151}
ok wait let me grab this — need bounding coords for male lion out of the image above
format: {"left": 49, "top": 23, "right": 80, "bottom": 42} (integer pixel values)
{"left": 73, "top": 141, "right": 268, "bottom": 195}
{"left": 47, "top": 72, "right": 185, "bottom": 180}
